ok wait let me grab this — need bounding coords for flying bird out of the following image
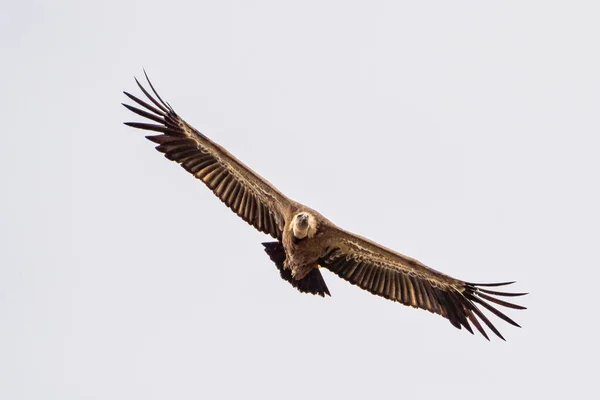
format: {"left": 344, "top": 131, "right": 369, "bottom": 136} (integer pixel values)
{"left": 123, "top": 72, "right": 526, "bottom": 340}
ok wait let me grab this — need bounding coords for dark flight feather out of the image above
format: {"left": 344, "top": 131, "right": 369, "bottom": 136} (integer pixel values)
{"left": 263, "top": 242, "right": 330, "bottom": 297}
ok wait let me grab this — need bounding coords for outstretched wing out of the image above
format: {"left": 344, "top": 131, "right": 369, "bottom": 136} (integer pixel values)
{"left": 319, "top": 225, "right": 526, "bottom": 340}
{"left": 123, "top": 73, "right": 290, "bottom": 239}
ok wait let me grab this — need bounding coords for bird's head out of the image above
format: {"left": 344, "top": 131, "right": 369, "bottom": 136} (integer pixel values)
{"left": 291, "top": 212, "right": 317, "bottom": 239}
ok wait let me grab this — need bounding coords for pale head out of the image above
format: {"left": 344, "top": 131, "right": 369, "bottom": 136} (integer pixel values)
{"left": 291, "top": 212, "right": 317, "bottom": 239}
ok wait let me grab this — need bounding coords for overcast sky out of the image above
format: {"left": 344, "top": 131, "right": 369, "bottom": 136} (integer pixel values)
{"left": 2, "top": 1, "right": 599, "bottom": 399}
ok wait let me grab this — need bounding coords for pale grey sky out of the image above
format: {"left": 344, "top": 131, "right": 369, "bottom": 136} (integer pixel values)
{"left": 2, "top": 1, "right": 599, "bottom": 399}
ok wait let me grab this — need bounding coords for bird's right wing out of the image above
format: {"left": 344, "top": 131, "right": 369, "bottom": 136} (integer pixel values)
{"left": 123, "top": 73, "right": 290, "bottom": 239}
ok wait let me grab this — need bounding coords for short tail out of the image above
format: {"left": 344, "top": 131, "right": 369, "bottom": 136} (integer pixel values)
{"left": 262, "top": 242, "right": 331, "bottom": 297}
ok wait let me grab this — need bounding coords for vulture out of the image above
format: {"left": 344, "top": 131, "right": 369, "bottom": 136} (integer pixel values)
{"left": 123, "top": 72, "right": 527, "bottom": 340}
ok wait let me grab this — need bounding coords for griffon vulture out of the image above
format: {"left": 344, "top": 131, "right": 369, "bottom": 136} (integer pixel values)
{"left": 123, "top": 73, "right": 526, "bottom": 340}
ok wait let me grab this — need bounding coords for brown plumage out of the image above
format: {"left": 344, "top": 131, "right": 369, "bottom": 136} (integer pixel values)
{"left": 123, "top": 72, "right": 527, "bottom": 341}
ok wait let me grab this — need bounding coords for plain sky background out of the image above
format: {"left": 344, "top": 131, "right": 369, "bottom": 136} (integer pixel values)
{"left": 2, "top": 1, "right": 599, "bottom": 399}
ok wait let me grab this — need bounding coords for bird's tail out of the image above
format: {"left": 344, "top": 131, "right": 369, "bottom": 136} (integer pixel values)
{"left": 262, "top": 242, "right": 330, "bottom": 297}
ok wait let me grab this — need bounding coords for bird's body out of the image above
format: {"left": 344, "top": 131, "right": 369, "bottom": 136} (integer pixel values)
{"left": 282, "top": 206, "right": 322, "bottom": 279}
{"left": 123, "top": 73, "right": 527, "bottom": 340}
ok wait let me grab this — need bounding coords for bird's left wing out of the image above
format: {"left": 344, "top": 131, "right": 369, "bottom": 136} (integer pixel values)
{"left": 318, "top": 224, "right": 527, "bottom": 340}
{"left": 123, "top": 73, "right": 289, "bottom": 239}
